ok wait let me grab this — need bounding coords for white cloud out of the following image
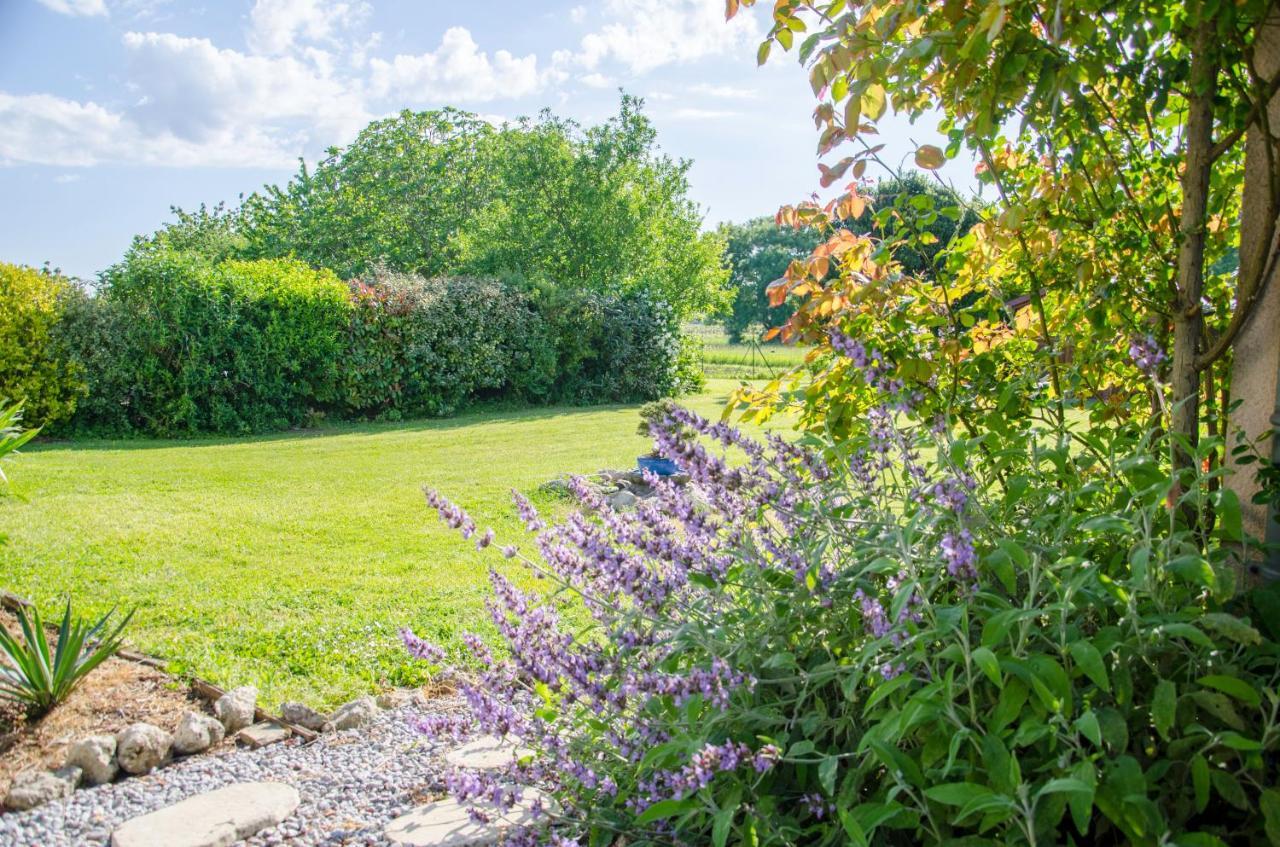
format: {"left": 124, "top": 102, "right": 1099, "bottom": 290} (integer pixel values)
{"left": 575, "top": 0, "right": 760, "bottom": 74}
{"left": 689, "top": 82, "right": 757, "bottom": 99}
{"left": 123, "top": 30, "right": 370, "bottom": 143}
{"left": 247, "top": 0, "right": 369, "bottom": 55}
{"left": 369, "top": 27, "right": 541, "bottom": 103}
{"left": 568, "top": 5, "right": 587, "bottom": 24}
{"left": 53, "top": 173, "right": 82, "bottom": 183}
{"left": 662, "top": 106, "right": 740, "bottom": 120}
{"left": 36, "top": 0, "right": 107, "bottom": 17}
{"left": 0, "top": 91, "right": 294, "bottom": 168}
{"left": 579, "top": 73, "right": 614, "bottom": 89}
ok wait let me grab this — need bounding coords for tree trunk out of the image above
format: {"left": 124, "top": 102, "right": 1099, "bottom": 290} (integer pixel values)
{"left": 1171, "top": 19, "right": 1218, "bottom": 499}
{"left": 1227, "top": 7, "right": 1280, "bottom": 580}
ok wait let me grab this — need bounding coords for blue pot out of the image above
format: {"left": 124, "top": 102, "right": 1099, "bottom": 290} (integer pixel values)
{"left": 637, "top": 456, "right": 682, "bottom": 477}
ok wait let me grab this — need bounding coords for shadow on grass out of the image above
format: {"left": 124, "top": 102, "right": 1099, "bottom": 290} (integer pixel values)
{"left": 30, "top": 386, "right": 746, "bottom": 453}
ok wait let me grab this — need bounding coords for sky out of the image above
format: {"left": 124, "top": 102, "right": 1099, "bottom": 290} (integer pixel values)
{"left": 0, "top": 0, "right": 973, "bottom": 279}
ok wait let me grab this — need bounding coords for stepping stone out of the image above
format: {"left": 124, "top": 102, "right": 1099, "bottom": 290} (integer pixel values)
{"left": 237, "top": 721, "right": 292, "bottom": 749}
{"left": 111, "top": 781, "right": 300, "bottom": 847}
{"left": 444, "top": 735, "right": 531, "bottom": 771}
{"left": 384, "top": 787, "right": 550, "bottom": 846}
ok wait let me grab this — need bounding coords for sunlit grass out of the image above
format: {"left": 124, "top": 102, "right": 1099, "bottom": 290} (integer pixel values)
{"left": 0, "top": 380, "right": 778, "bottom": 708}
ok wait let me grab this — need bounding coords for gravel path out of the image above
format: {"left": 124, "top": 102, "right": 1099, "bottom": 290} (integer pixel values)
{"left": 0, "top": 696, "right": 465, "bottom": 847}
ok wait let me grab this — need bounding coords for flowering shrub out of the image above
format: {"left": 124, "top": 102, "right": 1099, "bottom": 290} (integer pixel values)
{"left": 407, "top": 332, "right": 1280, "bottom": 846}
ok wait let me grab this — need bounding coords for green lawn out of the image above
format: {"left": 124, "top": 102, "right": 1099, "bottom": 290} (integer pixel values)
{"left": 0, "top": 381, "right": 766, "bottom": 709}
{"left": 686, "top": 322, "right": 811, "bottom": 380}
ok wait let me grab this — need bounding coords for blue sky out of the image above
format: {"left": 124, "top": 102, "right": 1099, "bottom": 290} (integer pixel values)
{"left": 0, "top": 0, "right": 973, "bottom": 278}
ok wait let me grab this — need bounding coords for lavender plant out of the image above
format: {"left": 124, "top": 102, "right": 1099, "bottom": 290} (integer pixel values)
{"left": 406, "top": 330, "right": 1280, "bottom": 846}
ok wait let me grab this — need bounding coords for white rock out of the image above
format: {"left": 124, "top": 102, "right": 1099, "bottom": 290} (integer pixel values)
{"left": 116, "top": 723, "right": 171, "bottom": 775}
{"left": 444, "top": 735, "right": 532, "bottom": 771}
{"left": 606, "top": 490, "right": 638, "bottom": 511}
{"left": 110, "top": 781, "right": 300, "bottom": 847}
{"left": 66, "top": 734, "right": 118, "bottom": 785}
{"left": 214, "top": 686, "right": 258, "bottom": 734}
{"left": 384, "top": 786, "right": 551, "bottom": 846}
{"left": 323, "top": 695, "right": 377, "bottom": 732}
{"left": 4, "top": 767, "right": 81, "bottom": 811}
{"left": 279, "top": 701, "right": 326, "bottom": 731}
{"left": 172, "top": 711, "right": 226, "bottom": 755}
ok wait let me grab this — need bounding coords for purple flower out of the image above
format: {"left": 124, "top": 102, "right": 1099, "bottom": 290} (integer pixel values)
{"left": 941, "top": 528, "right": 977, "bottom": 583}
{"left": 400, "top": 627, "right": 445, "bottom": 663}
{"left": 1128, "top": 334, "right": 1166, "bottom": 376}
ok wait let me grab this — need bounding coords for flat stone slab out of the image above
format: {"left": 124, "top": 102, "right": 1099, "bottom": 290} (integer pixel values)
{"left": 111, "top": 781, "right": 300, "bottom": 847}
{"left": 384, "top": 787, "right": 550, "bottom": 846}
{"left": 444, "top": 735, "right": 532, "bottom": 771}
{"left": 237, "top": 721, "right": 292, "bottom": 749}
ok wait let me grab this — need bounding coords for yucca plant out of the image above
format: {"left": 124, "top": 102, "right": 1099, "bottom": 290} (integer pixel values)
{"left": 0, "top": 601, "right": 134, "bottom": 717}
{"left": 0, "top": 401, "right": 38, "bottom": 487}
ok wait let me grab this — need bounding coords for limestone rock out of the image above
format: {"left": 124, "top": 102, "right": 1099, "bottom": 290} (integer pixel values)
{"left": 444, "top": 735, "right": 532, "bottom": 771}
{"left": 213, "top": 686, "right": 258, "bottom": 734}
{"left": 4, "top": 767, "right": 81, "bottom": 811}
{"left": 606, "top": 490, "right": 637, "bottom": 511}
{"left": 116, "top": 723, "right": 171, "bottom": 775}
{"left": 384, "top": 786, "right": 551, "bottom": 846}
{"left": 278, "top": 701, "right": 326, "bottom": 731}
{"left": 66, "top": 734, "right": 118, "bottom": 786}
{"left": 323, "top": 695, "right": 377, "bottom": 732}
{"left": 172, "top": 711, "right": 226, "bottom": 755}
{"left": 237, "top": 721, "right": 291, "bottom": 749}
{"left": 110, "top": 781, "right": 300, "bottom": 847}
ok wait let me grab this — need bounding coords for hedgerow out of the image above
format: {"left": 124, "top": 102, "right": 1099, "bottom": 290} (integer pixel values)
{"left": 0, "top": 262, "right": 83, "bottom": 429}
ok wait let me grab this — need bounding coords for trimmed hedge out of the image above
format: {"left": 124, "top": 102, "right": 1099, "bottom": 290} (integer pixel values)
{"left": 60, "top": 254, "right": 351, "bottom": 436}
{"left": 0, "top": 262, "right": 84, "bottom": 429}
{"left": 46, "top": 255, "right": 693, "bottom": 436}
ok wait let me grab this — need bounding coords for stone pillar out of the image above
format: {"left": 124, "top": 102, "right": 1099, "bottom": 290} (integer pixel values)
{"left": 1227, "top": 8, "right": 1280, "bottom": 580}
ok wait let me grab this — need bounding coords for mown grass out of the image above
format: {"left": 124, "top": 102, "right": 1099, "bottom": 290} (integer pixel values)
{"left": 686, "top": 322, "right": 811, "bottom": 380}
{"left": 0, "top": 381, "right": 769, "bottom": 709}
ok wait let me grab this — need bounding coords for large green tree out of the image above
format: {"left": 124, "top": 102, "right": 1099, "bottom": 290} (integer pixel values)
{"left": 234, "top": 97, "right": 728, "bottom": 319}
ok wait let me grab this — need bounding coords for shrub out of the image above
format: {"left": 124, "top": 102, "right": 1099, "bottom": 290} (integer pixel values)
{"left": 0, "top": 262, "right": 84, "bottom": 429}
{"left": 0, "top": 601, "right": 133, "bottom": 718}
{"left": 408, "top": 336, "right": 1280, "bottom": 846}
{"left": 77, "top": 252, "right": 351, "bottom": 435}
{"left": 342, "top": 271, "right": 556, "bottom": 419}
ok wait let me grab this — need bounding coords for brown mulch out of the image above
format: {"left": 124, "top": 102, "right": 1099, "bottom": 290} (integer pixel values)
{"left": 0, "top": 608, "right": 201, "bottom": 799}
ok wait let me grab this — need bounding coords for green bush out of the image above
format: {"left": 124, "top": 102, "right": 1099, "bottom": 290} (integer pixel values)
{"left": 71, "top": 252, "right": 351, "bottom": 435}
{"left": 0, "top": 262, "right": 84, "bottom": 428}
{"left": 343, "top": 270, "right": 556, "bottom": 419}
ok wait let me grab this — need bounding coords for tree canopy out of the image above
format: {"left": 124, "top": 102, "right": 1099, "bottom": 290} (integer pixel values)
{"left": 229, "top": 96, "right": 728, "bottom": 319}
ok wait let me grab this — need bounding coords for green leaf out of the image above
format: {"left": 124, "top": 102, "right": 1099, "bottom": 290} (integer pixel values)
{"left": 1210, "top": 769, "right": 1249, "bottom": 810}
{"left": 861, "top": 83, "right": 887, "bottom": 121}
{"left": 1197, "top": 675, "right": 1261, "bottom": 708}
{"left": 635, "top": 797, "right": 694, "bottom": 825}
{"left": 712, "top": 788, "right": 741, "bottom": 847}
{"left": 1153, "top": 679, "right": 1176, "bottom": 740}
{"left": 1074, "top": 710, "right": 1102, "bottom": 747}
{"left": 819, "top": 756, "right": 839, "bottom": 795}
{"left": 972, "top": 647, "right": 1002, "bottom": 687}
{"left": 1216, "top": 731, "right": 1263, "bottom": 751}
{"left": 1190, "top": 754, "right": 1210, "bottom": 814}
{"left": 925, "top": 782, "right": 996, "bottom": 807}
{"left": 838, "top": 809, "right": 869, "bottom": 847}
{"left": 1069, "top": 641, "right": 1110, "bottom": 692}
{"left": 1259, "top": 788, "right": 1280, "bottom": 846}
{"left": 1200, "top": 613, "right": 1262, "bottom": 646}
{"left": 1166, "top": 554, "right": 1216, "bottom": 588}
{"left": 1036, "top": 778, "right": 1093, "bottom": 798}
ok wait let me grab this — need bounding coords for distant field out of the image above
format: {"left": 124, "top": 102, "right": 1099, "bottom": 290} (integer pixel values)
{"left": 686, "top": 323, "right": 811, "bottom": 380}
{"left": 0, "top": 381, "right": 789, "bottom": 709}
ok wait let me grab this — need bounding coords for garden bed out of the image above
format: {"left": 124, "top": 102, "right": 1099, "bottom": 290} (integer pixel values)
{"left": 0, "top": 608, "right": 200, "bottom": 801}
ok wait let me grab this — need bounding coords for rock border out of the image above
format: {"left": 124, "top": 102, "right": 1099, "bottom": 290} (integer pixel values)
{"left": 0, "top": 591, "right": 410, "bottom": 815}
